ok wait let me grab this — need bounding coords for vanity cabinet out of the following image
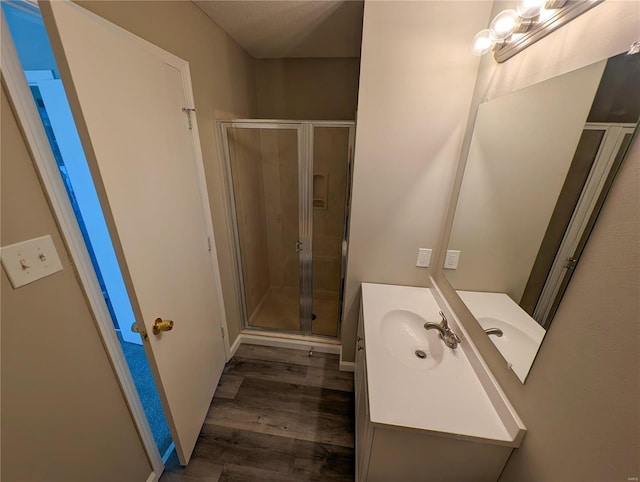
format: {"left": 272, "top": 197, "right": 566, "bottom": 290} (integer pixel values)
{"left": 355, "top": 284, "right": 525, "bottom": 482}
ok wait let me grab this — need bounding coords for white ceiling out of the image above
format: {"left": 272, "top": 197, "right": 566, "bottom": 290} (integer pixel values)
{"left": 193, "top": 0, "right": 364, "bottom": 58}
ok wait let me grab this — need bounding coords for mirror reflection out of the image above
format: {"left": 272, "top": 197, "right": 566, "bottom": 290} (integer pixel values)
{"left": 445, "top": 52, "right": 639, "bottom": 382}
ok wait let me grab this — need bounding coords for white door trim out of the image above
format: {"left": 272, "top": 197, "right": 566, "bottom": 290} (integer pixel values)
{"left": 1, "top": 10, "right": 164, "bottom": 477}
{"left": 533, "top": 123, "right": 636, "bottom": 325}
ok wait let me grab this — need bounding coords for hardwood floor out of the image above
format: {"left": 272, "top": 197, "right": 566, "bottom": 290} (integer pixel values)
{"left": 160, "top": 345, "right": 355, "bottom": 482}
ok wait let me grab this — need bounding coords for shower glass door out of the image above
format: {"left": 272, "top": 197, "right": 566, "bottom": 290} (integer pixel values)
{"left": 223, "top": 123, "right": 312, "bottom": 334}
{"left": 311, "top": 126, "right": 352, "bottom": 337}
{"left": 221, "top": 121, "right": 354, "bottom": 337}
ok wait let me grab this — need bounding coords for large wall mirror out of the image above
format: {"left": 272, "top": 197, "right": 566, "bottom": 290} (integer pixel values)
{"left": 445, "top": 51, "right": 639, "bottom": 383}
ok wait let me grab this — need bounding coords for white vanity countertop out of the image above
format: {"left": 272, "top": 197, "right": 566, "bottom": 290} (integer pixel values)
{"left": 361, "top": 283, "right": 519, "bottom": 445}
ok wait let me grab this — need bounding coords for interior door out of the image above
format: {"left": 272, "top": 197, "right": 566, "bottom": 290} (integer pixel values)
{"left": 41, "top": 1, "right": 226, "bottom": 464}
{"left": 30, "top": 72, "right": 140, "bottom": 345}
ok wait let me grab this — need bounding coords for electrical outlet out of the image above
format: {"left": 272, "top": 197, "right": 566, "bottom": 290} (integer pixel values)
{"left": 416, "top": 248, "right": 432, "bottom": 268}
{"left": 444, "top": 250, "right": 461, "bottom": 269}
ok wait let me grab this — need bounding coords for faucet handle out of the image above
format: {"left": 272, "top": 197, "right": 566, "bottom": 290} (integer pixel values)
{"left": 439, "top": 311, "right": 449, "bottom": 328}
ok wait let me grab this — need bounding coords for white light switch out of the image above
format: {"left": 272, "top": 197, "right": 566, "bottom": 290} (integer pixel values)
{"left": 444, "top": 250, "right": 461, "bottom": 270}
{"left": 416, "top": 248, "right": 432, "bottom": 268}
{"left": 1, "top": 235, "right": 63, "bottom": 288}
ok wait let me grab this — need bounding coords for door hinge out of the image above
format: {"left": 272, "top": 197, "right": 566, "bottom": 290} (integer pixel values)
{"left": 182, "top": 107, "right": 196, "bottom": 130}
{"left": 207, "top": 236, "right": 212, "bottom": 252}
{"left": 563, "top": 257, "right": 578, "bottom": 270}
{"left": 220, "top": 325, "right": 225, "bottom": 339}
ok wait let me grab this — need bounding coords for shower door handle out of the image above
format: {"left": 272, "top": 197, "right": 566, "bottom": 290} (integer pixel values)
{"left": 296, "top": 241, "right": 303, "bottom": 252}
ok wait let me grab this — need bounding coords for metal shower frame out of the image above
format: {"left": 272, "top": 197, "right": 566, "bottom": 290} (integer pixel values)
{"left": 218, "top": 119, "right": 356, "bottom": 339}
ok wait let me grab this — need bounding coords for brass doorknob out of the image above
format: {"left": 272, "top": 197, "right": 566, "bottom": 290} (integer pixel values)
{"left": 152, "top": 318, "right": 174, "bottom": 335}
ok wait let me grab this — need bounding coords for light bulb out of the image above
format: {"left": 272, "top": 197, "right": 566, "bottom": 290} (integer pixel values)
{"left": 490, "top": 9, "right": 519, "bottom": 40}
{"left": 471, "top": 29, "right": 495, "bottom": 56}
{"left": 517, "top": 0, "right": 546, "bottom": 19}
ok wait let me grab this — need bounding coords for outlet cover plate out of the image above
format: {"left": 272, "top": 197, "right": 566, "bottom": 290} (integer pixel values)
{"left": 1, "top": 235, "right": 63, "bottom": 288}
{"left": 416, "top": 248, "right": 432, "bottom": 268}
{"left": 444, "top": 250, "right": 461, "bottom": 269}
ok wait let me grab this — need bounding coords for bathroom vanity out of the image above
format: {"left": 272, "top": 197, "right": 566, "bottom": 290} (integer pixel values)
{"left": 355, "top": 283, "right": 525, "bottom": 481}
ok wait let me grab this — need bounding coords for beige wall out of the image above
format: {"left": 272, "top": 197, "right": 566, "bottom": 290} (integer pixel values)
{"left": 445, "top": 61, "right": 605, "bottom": 302}
{"left": 255, "top": 58, "right": 360, "bottom": 120}
{"left": 1, "top": 86, "right": 151, "bottom": 482}
{"left": 434, "top": 1, "right": 640, "bottom": 480}
{"left": 76, "top": 1, "right": 257, "bottom": 343}
{"left": 341, "top": 0, "right": 493, "bottom": 362}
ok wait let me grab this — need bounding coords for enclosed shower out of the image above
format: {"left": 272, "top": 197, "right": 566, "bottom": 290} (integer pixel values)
{"left": 220, "top": 120, "right": 354, "bottom": 338}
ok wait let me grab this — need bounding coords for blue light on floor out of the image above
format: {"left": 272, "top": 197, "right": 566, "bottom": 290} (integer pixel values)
{"left": 117, "top": 332, "right": 173, "bottom": 456}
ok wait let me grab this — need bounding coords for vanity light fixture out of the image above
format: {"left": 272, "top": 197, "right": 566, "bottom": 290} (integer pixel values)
{"left": 517, "top": 0, "right": 546, "bottom": 19}
{"left": 472, "top": 29, "right": 495, "bottom": 56}
{"left": 472, "top": 0, "right": 603, "bottom": 63}
{"left": 489, "top": 9, "right": 521, "bottom": 41}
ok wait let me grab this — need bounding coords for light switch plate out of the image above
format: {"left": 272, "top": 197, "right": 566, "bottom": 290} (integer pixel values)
{"left": 444, "top": 250, "right": 461, "bottom": 269}
{"left": 1, "top": 235, "right": 63, "bottom": 288}
{"left": 416, "top": 248, "right": 432, "bottom": 268}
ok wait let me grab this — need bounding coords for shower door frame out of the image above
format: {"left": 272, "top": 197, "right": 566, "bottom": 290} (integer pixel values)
{"left": 219, "top": 119, "right": 355, "bottom": 338}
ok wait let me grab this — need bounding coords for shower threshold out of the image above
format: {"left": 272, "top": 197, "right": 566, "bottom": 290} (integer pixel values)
{"left": 237, "top": 330, "right": 341, "bottom": 356}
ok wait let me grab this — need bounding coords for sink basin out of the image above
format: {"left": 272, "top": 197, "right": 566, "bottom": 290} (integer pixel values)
{"left": 478, "top": 317, "right": 537, "bottom": 347}
{"left": 477, "top": 317, "right": 540, "bottom": 375}
{"left": 380, "top": 309, "right": 444, "bottom": 370}
{"left": 456, "top": 290, "right": 546, "bottom": 382}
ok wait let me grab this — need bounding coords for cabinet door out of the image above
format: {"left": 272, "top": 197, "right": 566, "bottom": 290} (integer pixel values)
{"left": 355, "top": 308, "right": 373, "bottom": 481}
{"left": 355, "top": 309, "right": 365, "bottom": 388}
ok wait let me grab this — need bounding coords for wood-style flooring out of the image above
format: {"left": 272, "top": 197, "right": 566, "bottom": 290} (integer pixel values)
{"left": 160, "top": 344, "right": 355, "bottom": 481}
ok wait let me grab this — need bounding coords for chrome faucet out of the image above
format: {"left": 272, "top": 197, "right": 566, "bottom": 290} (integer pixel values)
{"left": 424, "top": 311, "right": 461, "bottom": 349}
{"left": 484, "top": 327, "right": 504, "bottom": 337}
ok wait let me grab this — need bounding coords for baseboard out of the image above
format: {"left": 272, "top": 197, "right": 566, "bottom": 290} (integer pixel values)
{"left": 339, "top": 360, "right": 355, "bottom": 372}
{"left": 161, "top": 442, "right": 175, "bottom": 464}
{"left": 339, "top": 346, "right": 355, "bottom": 372}
{"left": 145, "top": 472, "right": 158, "bottom": 482}
{"left": 232, "top": 332, "right": 341, "bottom": 355}
{"left": 229, "top": 334, "right": 242, "bottom": 359}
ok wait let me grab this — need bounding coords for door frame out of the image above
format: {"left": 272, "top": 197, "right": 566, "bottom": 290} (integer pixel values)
{"left": 218, "top": 119, "right": 355, "bottom": 338}
{"left": 533, "top": 122, "right": 637, "bottom": 326}
{"left": 2, "top": 2, "right": 230, "bottom": 478}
